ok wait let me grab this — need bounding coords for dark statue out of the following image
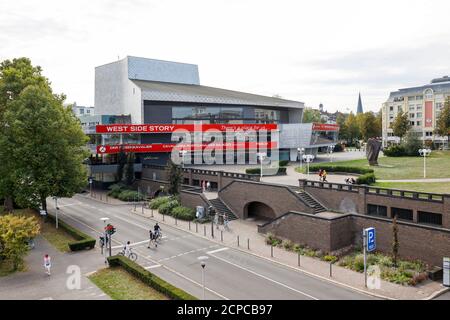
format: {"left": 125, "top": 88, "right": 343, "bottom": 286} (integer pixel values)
{"left": 366, "top": 138, "right": 382, "bottom": 166}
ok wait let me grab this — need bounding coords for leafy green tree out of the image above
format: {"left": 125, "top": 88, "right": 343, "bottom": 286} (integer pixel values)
{"left": 302, "top": 108, "right": 322, "bottom": 123}
{"left": 374, "top": 109, "right": 383, "bottom": 138}
{"left": 2, "top": 84, "right": 88, "bottom": 211}
{"left": 0, "top": 58, "right": 52, "bottom": 212}
{"left": 166, "top": 159, "right": 182, "bottom": 195}
{"left": 344, "top": 112, "right": 360, "bottom": 145}
{"left": 358, "top": 112, "right": 379, "bottom": 141}
{"left": 125, "top": 153, "right": 135, "bottom": 186}
{"left": 402, "top": 130, "right": 422, "bottom": 156}
{"left": 0, "top": 214, "right": 40, "bottom": 270}
{"left": 391, "top": 111, "right": 411, "bottom": 142}
{"left": 435, "top": 97, "right": 450, "bottom": 148}
{"left": 336, "top": 113, "right": 348, "bottom": 141}
{"left": 116, "top": 147, "right": 127, "bottom": 182}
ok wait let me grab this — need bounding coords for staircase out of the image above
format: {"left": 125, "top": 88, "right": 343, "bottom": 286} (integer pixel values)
{"left": 209, "top": 198, "right": 238, "bottom": 221}
{"left": 294, "top": 190, "right": 327, "bottom": 214}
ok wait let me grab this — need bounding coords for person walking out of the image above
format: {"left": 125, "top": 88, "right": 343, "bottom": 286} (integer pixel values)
{"left": 223, "top": 215, "right": 229, "bottom": 231}
{"left": 148, "top": 229, "right": 157, "bottom": 248}
{"left": 322, "top": 170, "right": 328, "bottom": 182}
{"left": 44, "top": 254, "right": 52, "bottom": 276}
{"left": 318, "top": 169, "right": 323, "bottom": 182}
{"left": 206, "top": 181, "right": 211, "bottom": 191}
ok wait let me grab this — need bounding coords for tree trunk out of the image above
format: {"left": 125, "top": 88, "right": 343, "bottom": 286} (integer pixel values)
{"left": 41, "top": 196, "right": 47, "bottom": 212}
{"left": 4, "top": 196, "right": 14, "bottom": 213}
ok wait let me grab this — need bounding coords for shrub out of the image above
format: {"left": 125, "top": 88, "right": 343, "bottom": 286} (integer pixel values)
{"left": 246, "top": 168, "right": 261, "bottom": 175}
{"left": 117, "top": 190, "right": 145, "bottom": 202}
{"left": 279, "top": 160, "right": 289, "bottom": 167}
{"left": 149, "top": 196, "right": 172, "bottom": 210}
{"left": 159, "top": 199, "right": 180, "bottom": 215}
{"left": 303, "top": 248, "right": 317, "bottom": 257}
{"left": 356, "top": 172, "right": 376, "bottom": 185}
{"left": 333, "top": 143, "right": 344, "bottom": 152}
{"left": 107, "top": 183, "right": 126, "bottom": 198}
{"left": 322, "top": 255, "right": 338, "bottom": 263}
{"left": 293, "top": 244, "right": 304, "bottom": 253}
{"left": 171, "top": 206, "right": 196, "bottom": 221}
{"left": 383, "top": 145, "right": 406, "bottom": 157}
{"left": 107, "top": 255, "right": 197, "bottom": 300}
{"left": 353, "top": 254, "right": 365, "bottom": 272}
{"left": 307, "top": 164, "right": 374, "bottom": 175}
{"left": 282, "top": 239, "right": 294, "bottom": 251}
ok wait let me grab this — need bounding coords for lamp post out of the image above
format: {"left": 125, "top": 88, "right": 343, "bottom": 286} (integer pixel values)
{"left": 100, "top": 217, "right": 110, "bottom": 263}
{"left": 297, "top": 147, "right": 305, "bottom": 170}
{"left": 256, "top": 152, "right": 267, "bottom": 179}
{"left": 302, "top": 154, "right": 315, "bottom": 178}
{"left": 53, "top": 196, "right": 59, "bottom": 229}
{"left": 418, "top": 148, "right": 431, "bottom": 178}
{"left": 201, "top": 261, "right": 206, "bottom": 300}
{"left": 328, "top": 145, "right": 335, "bottom": 162}
{"left": 89, "top": 177, "right": 93, "bottom": 197}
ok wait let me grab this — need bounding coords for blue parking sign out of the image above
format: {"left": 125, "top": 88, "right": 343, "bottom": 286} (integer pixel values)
{"left": 366, "top": 227, "right": 376, "bottom": 252}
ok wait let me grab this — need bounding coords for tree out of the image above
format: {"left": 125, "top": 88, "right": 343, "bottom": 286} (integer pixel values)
{"left": 0, "top": 58, "right": 52, "bottom": 212}
{"left": 167, "top": 159, "right": 182, "bottom": 195}
{"left": 0, "top": 214, "right": 40, "bottom": 270}
{"left": 344, "top": 112, "right": 360, "bottom": 145}
{"left": 2, "top": 84, "right": 89, "bottom": 211}
{"left": 358, "top": 112, "right": 379, "bottom": 141}
{"left": 392, "top": 214, "right": 399, "bottom": 267}
{"left": 336, "top": 113, "right": 348, "bottom": 141}
{"left": 435, "top": 97, "right": 450, "bottom": 148}
{"left": 391, "top": 111, "right": 411, "bottom": 142}
{"left": 125, "top": 153, "right": 135, "bottom": 186}
{"left": 402, "top": 130, "right": 422, "bottom": 156}
{"left": 302, "top": 108, "right": 322, "bottom": 123}
{"left": 116, "top": 147, "right": 127, "bottom": 182}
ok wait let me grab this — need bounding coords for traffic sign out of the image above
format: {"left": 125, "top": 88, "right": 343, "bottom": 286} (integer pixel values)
{"left": 365, "top": 227, "right": 376, "bottom": 252}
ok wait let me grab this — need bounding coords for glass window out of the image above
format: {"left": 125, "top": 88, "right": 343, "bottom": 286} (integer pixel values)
{"left": 436, "top": 102, "right": 442, "bottom": 110}
{"left": 397, "top": 106, "right": 402, "bottom": 112}
{"left": 410, "top": 121, "right": 415, "bottom": 126}
{"left": 409, "top": 105, "right": 415, "bottom": 111}
{"left": 424, "top": 89, "right": 433, "bottom": 100}
{"left": 416, "top": 95, "right": 423, "bottom": 100}
{"left": 416, "top": 121, "right": 421, "bottom": 126}
{"left": 409, "top": 113, "right": 415, "bottom": 118}
{"left": 416, "top": 112, "right": 422, "bottom": 118}
{"left": 254, "top": 109, "right": 280, "bottom": 121}
{"left": 408, "top": 96, "right": 416, "bottom": 101}
{"left": 389, "top": 106, "right": 394, "bottom": 112}
{"left": 79, "top": 108, "right": 84, "bottom": 114}
{"left": 416, "top": 105, "right": 422, "bottom": 111}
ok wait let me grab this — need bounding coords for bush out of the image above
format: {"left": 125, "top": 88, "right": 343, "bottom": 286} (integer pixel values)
{"left": 322, "top": 255, "right": 338, "bottom": 263}
{"left": 107, "top": 255, "right": 197, "bottom": 300}
{"left": 356, "top": 172, "right": 376, "bottom": 185}
{"left": 282, "top": 239, "right": 294, "bottom": 251}
{"left": 107, "top": 183, "right": 126, "bottom": 198}
{"left": 279, "top": 160, "right": 289, "bottom": 167}
{"left": 383, "top": 145, "right": 406, "bottom": 157}
{"left": 265, "top": 233, "right": 282, "bottom": 246}
{"left": 46, "top": 214, "right": 96, "bottom": 251}
{"left": 245, "top": 167, "right": 287, "bottom": 175}
{"left": 333, "top": 143, "right": 344, "bottom": 152}
{"left": 159, "top": 199, "right": 180, "bottom": 215}
{"left": 117, "top": 190, "right": 145, "bottom": 202}
{"left": 149, "top": 196, "right": 172, "bottom": 210}
{"left": 171, "top": 206, "right": 196, "bottom": 221}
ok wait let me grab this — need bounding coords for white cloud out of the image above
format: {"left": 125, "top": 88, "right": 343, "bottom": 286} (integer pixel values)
{"left": 1, "top": 0, "right": 450, "bottom": 113}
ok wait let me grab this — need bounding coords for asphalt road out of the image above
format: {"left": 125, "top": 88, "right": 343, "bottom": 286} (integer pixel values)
{"left": 48, "top": 194, "right": 376, "bottom": 300}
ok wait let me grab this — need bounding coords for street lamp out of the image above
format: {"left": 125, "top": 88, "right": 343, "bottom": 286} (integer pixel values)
{"left": 100, "top": 217, "right": 110, "bottom": 263}
{"left": 89, "top": 177, "right": 93, "bottom": 197}
{"left": 418, "top": 148, "right": 431, "bottom": 178}
{"left": 201, "top": 261, "right": 206, "bottom": 300}
{"left": 297, "top": 147, "right": 305, "bottom": 170}
{"left": 52, "top": 196, "right": 59, "bottom": 229}
{"left": 328, "top": 145, "right": 335, "bottom": 163}
{"left": 302, "top": 154, "right": 315, "bottom": 178}
{"left": 256, "top": 152, "right": 267, "bottom": 179}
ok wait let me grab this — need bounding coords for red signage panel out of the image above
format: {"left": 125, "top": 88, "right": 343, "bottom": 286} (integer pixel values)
{"left": 312, "top": 123, "right": 340, "bottom": 131}
{"left": 97, "top": 141, "right": 278, "bottom": 154}
{"left": 95, "top": 123, "right": 278, "bottom": 133}
{"left": 425, "top": 101, "right": 433, "bottom": 128}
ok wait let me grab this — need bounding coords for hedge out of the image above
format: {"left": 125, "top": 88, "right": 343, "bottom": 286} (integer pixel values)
{"left": 46, "top": 214, "right": 96, "bottom": 251}
{"left": 278, "top": 160, "right": 289, "bottom": 167}
{"left": 356, "top": 172, "right": 376, "bottom": 185}
{"left": 158, "top": 199, "right": 180, "bottom": 215}
{"left": 245, "top": 167, "right": 287, "bottom": 175}
{"left": 307, "top": 164, "right": 374, "bottom": 175}
{"left": 149, "top": 196, "right": 172, "bottom": 209}
{"left": 107, "top": 255, "right": 197, "bottom": 300}
{"left": 171, "top": 206, "right": 196, "bottom": 221}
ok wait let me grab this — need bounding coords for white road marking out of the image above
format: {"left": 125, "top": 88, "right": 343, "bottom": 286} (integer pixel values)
{"left": 145, "top": 265, "right": 162, "bottom": 269}
{"left": 58, "top": 211, "right": 229, "bottom": 300}
{"left": 208, "top": 252, "right": 319, "bottom": 300}
{"left": 111, "top": 239, "right": 149, "bottom": 249}
{"left": 207, "top": 247, "right": 229, "bottom": 255}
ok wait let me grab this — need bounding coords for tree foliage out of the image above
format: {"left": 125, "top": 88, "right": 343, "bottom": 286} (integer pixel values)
{"left": 167, "top": 159, "right": 182, "bottom": 195}
{"left": 391, "top": 111, "right": 411, "bottom": 141}
{"left": 392, "top": 214, "right": 399, "bottom": 267}
{"left": 0, "top": 214, "right": 40, "bottom": 270}
{"left": 0, "top": 58, "right": 89, "bottom": 212}
{"left": 302, "top": 108, "right": 322, "bottom": 123}
{"left": 435, "top": 97, "right": 450, "bottom": 146}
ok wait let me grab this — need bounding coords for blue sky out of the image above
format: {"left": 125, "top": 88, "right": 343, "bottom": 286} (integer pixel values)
{"left": 1, "top": 0, "right": 450, "bottom": 113}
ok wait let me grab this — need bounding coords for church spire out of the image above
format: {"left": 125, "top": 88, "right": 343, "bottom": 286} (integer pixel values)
{"left": 357, "top": 92, "right": 364, "bottom": 114}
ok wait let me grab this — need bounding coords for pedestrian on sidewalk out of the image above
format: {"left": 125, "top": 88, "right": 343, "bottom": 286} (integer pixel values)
{"left": 44, "top": 254, "right": 52, "bottom": 276}
{"left": 322, "top": 170, "right": 328, "bottom": 182}
{"left": 206, "top": 181, "right": 211, "bottom": 191}
{"left": 223, "top": 215, "right": 229, "bottom": 231}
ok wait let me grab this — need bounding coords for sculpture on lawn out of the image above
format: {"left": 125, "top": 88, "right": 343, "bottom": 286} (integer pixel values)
{"left": 366, "top": 138, "right": 382, "bottom": 166}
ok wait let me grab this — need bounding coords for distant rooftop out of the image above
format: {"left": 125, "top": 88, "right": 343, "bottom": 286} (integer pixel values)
{"left": 386, "top": 76, "right": 450, "bottom": 102}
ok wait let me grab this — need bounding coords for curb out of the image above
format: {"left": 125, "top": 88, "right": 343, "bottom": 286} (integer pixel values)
{"left": 423, "top": 287, "right": 449, "bottom": 300}
{"left": 132, "top": 209, "right": 401, "bottom": 300}
{"left": 76, "top": 194, "right": 145, "bottom": 206}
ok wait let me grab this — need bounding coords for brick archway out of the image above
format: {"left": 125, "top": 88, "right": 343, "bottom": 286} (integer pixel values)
{"left": 244, "top": 201, "right": 276, "bottom": 220}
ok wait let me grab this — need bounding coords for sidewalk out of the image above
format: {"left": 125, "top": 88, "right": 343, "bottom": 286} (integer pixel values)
{"left": 79, "top": 190, "right": 145, "bottom": 206}
{"left": 0, "top": 236, "right": 109, "bottom": 300}
{"left": 133, "top": 206, "right": 447, "bottom": 300}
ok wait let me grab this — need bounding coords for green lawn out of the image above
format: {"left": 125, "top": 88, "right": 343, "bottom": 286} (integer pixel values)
{"left": 373, "top": 182, "right": 450, "bottom": 194}
{"left": 307, "top": 151, "right": 450, "bottom": 180}
{"left": 89, "top": 267, "right": 168, "bottom": 300}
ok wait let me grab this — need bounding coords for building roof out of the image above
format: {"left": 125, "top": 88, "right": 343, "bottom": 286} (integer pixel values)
{"left": 386, "top": 77, "right": 450, "bottom": 102}
{"left": 133, "top": 80, "right": 304, "bottom": 109}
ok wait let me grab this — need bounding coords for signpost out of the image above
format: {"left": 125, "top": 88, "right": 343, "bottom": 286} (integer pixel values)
{"left": 444, "top": 257, "right": 450, "bottom": 287}
{"left": 363, "top": 227, "right": 376, "bottom": 287}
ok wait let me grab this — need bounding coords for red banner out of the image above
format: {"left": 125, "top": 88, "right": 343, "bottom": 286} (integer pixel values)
{"left": 312, "top": 123, "right": 340, "bottom": 131}
{"left": 425, "top": 101, "right": 433, "bottom": 128}
{"left": 97, "top": 141, "right": 278, "bottom": 154}
{"left": 95, "top": 123, "right": 278, "bottom": 133}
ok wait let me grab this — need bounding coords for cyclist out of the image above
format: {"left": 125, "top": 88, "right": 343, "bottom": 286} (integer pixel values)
{"left": 154, "top": 223, "right": 161, "bottom": 240}
{"left": 124, "top": 241, "right": 131, "bottom": 257}
{"left": 148, "top": 229, "right": 157, "bottom": 248}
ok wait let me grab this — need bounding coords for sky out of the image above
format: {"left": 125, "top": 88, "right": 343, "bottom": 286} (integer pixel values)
{"left": 1, "top": 0, "right": 450, "bottom": 113}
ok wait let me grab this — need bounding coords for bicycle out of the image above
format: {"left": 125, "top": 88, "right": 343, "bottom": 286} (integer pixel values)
{"left": 154, "top": 231, "right": 163, "bottom": 243}
{"left": 118, "top": 247, "right": 138, "bottom": 261}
